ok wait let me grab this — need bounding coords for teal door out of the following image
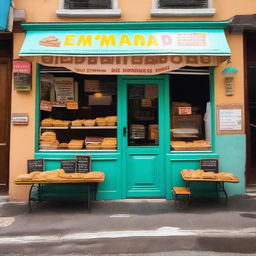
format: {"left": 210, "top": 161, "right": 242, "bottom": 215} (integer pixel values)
{"left": 120, "top": 76, "right": 167, "bottom": 197}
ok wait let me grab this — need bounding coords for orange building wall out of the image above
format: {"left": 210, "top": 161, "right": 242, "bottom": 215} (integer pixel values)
{"left": 10, "top": 0, "right": 248, "bottom": 200}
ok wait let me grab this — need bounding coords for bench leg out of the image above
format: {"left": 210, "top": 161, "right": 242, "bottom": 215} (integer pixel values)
{"left": 28, "top": 183, "right": 35, "bottom": 213}
{"left": 87, "top": 183, "right": 91, "bottom": 212}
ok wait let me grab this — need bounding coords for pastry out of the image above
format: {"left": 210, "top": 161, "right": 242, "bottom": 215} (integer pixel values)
{"left": 84, "top": 119, "right": 96, "bottom": 127}
{"left": 202, "top": 172, "right": 217, "bottom": 179}
{"left": 105, "top": 116, "right": 117, "bottom": 126}
{"left": 39, "top": 35, "right": 61, "bottom": 47}
{"left": 68, "top": 140, "right": 84, "bottom": 149}
{"left": 96, "top": 117, "right": 107, "bottom": 126}
{"left": 71, "top": 119, "right": 84, "bottom": 127}
{"left": 53, "top": 119, "right": 66, "bottom": 127}
{"left": 41, "top": 118, "right": 54, "bottom": 127}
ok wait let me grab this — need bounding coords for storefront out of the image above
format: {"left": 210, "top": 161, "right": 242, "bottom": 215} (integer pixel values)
{"left": 11, "top": 21, "right": 245, "bottom": 200}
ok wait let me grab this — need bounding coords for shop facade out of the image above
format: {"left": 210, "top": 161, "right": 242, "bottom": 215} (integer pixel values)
{"left": 10, "top": 1, "right": 248, "bottom": 201}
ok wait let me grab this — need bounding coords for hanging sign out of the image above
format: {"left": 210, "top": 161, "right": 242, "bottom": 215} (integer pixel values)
{"left": 13, "top": 60, "right": 32, "bottom": 91}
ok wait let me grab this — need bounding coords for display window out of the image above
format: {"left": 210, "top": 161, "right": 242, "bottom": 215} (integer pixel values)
{"left": 169, "top": 68, "right": 212, "bottom": 151}
{"left": 39, "top": 66, "right": 117, "bottom": 151}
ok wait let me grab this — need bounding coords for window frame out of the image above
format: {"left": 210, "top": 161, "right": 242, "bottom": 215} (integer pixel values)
{"left": 56, "top": 0, "right": 121, "bottom": 18}
{"left": 151, "top": 0, "right": 216, "bottom": 17}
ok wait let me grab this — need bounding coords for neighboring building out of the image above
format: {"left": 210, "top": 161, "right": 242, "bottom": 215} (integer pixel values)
{"left": 0, "top": 0, "right": 12, "bottom": 194}
{"left": 9, "top": 0, "right": 256, "bottom": 201}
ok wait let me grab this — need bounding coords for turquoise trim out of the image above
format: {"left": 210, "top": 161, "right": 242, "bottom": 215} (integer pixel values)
{"left": 35, "top": 64, "right": 40, "bottom": 152}
{"left": 210, "top": 67, "right": 216, "bottom": 152}
{"left": 21, "top": 20, "right": 231, "bottom": 31}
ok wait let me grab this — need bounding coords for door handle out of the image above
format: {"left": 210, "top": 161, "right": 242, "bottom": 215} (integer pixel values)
{"left": 123, "top": 127, "right": 127, "bottom": 137}
{"left": 0, "top": 143, "right": 6, "bottom": 146}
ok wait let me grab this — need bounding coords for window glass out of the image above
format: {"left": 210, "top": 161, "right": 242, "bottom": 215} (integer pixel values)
{"left": 64, "top": 0, "right": 112, "bottom": 9}
{"left": 158, "top": 0, "right": 208, "bottom": 9}
{"left": 128, "top": 84, "right": 159, "bottom": 146}
{"left": 170, "top": 69, "right": 212, "bottom": 151}
{"left": 39, "top": 66, "right": 117, "bottom": 151}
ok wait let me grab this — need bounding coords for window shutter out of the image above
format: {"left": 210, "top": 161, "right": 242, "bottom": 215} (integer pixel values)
{"left": 158, "top": 0, "right": 208, "bottom": 8}
{"left": 64, "top": 0, "right": 112, "bottom": 9}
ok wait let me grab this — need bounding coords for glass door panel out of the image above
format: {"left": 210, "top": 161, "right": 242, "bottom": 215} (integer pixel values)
{"left": 127, "top": 84, "right": 159, "bottom": 146}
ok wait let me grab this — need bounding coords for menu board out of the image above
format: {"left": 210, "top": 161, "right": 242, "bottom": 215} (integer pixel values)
{"left": 200, "top": 158, "right": 219, "bottom": 173}
{"left": 27, "top": 159, "right": 44, "bottom": 173}
{"left": 61, "top": 159, "right": 76, "bottom": 173}
{"left": 76, "top": 155, "right": 91, "bottom": 173}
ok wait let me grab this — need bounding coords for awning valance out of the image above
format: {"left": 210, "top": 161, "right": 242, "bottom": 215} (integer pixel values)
{"left": 20, "top": 29, "right": 231, "bottom": 56}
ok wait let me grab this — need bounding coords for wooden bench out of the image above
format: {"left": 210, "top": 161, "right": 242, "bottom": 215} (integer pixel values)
{"left": 172, "top": 187, "right": 191, "bottom": 209}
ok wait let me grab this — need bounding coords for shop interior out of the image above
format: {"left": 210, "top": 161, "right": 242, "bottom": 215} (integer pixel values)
{"left": 169, "top": 68, "right": 212, "bottom": 151}
{"left": 39, "top": 66, "right": 212, "bottom": 152}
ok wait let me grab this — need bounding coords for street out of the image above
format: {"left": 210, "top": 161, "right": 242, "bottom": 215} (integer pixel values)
{"left": 0, "top": 196, "right": 256, "bottom": 255}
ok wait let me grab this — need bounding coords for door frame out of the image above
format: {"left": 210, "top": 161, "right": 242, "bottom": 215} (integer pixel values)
{"left": 0, "top": 57, "right": 12, "bottom": 193}
{"left": 118, "top": 75, "right": 169, "bottom": 198}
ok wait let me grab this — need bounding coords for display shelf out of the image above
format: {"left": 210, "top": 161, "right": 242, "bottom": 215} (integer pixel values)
{"left": 70, "top": 126, "right": 117, "bottom": 129}
{"left": 40, "top": 127, "right": 69, "bottom": 130}
{"left": 39, "top": 149, "right": 117, "bottom": 152}
{"left": 40, "top": 126, "right": 117, "bottom": 130}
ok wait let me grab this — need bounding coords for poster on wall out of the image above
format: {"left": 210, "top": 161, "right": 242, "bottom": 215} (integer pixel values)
{"left": 13, "top": 60, "right": 32, "bottom": 91}
{"left": 54, "top": 77, "right": 74, "bottom": 102}
{"left": 216, "top": 104, "right": 244, "bottom": 135}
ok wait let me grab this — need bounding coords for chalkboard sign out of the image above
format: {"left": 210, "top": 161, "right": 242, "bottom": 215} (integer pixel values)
{"left": 61, "top": 159, "right": 76, "bottom": 173}
{"left": 27, "top": 159, "right": 44, "bottom": 173}
{"left": 200, "top": 158, "right": 219, "bottom": 173}
{"left": 76, "top": 155, "right": 91, "bottom": 173}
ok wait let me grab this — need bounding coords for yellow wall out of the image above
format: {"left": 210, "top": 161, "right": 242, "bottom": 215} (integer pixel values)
{"left": 10, "top": 0, "right": 248, "bottom": 200}
{"left": 15, "top": 0, "right": 256, "bottom": 22}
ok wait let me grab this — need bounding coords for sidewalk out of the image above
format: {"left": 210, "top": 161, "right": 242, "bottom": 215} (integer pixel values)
{"left": 0, "top": 195, "right": 256, "bottom": 255}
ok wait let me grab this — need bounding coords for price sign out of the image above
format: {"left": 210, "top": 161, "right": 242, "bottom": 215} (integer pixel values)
{"left": 76, "top": 155, "right": 91, "bottom": 173}
{"left": 27, "top": 159, "right": 44, "bottom": 173}
{"left": 61, "top": 159, "right": 76, "bottom": 173}
{"left": 200, "top": 158, "right": 219, "bottom": 173}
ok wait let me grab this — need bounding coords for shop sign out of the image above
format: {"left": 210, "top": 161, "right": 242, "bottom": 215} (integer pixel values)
{"left": 11, "top": 113, "right": 29, "bottom": 125}
{"left": 20, "top": 29, "right": 231, "bottom": 56}
{"left": 36, "top": 55, "right": 221, "bottom": 75}
{"left": 13, "top": 60, "right": 32, "bottom": 91}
